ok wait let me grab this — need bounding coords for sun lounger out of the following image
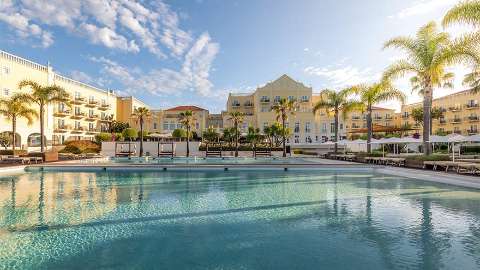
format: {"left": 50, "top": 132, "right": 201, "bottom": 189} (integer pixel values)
{"left": 4, "top": 157, "right": 31, "bottom": 164}
{"left": 456, "top": 162, "right": 477, "bottom": 174}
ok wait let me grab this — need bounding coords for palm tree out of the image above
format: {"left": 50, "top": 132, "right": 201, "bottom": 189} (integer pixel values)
{"left": 179, "top": 110, "right": 194, "bottom": 157}
{"left": 228, "top": 111, "right": 245, "bottom": 157}
{"left": 131, "top": 107, "right": 151, "bottom": 157}
{"left": 313, "top": 88, "right": 359, "bottom": 153}
{"left": 0, "top": 94, "right": 38, "bottom": 154}
{"left": 350, "top": 80, "right": 406, "bottom": 153}
{"left": 246, "top": 126, "right": 262, "bottom": 152}
{"left": 443, "top": 0, "right": 480, "bottom": 28}
{"left": 271, "top": 98, "right": 296, "bottom": 157}
{"left": 382, "top": 21, "right": 479, "bottom": 155}
{"left": 19, "top": 80, "right": 70, "bottom": 152}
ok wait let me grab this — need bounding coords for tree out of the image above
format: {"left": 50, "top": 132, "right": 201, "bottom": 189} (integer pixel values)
{"left": 246, "top": 126, "right": 262, "bottom": 151}
{"left": 110, "top": 121, "right": 130, "bottom": 133}
{"left": 172, "top": 128, "right": 187, "bottom": 138}
{"left": 443, "top": 1, "right": 480, "bottom": 95}
{"left": 222, "top": 128, "right": 235, "bottom": 146}
{"left": 313, "top": 88, "right": 359, "bottom": 153}
{"left": 19, "top": 80, "right": 70, "bottom": 152}
{"left": 131, "top": 107, "right": 151, "bottom": 157}
{"left": 410, "top": 107, "right": 444, "bottom": 130}
{"left": 179, "top": 110, "right": 194, "bottom": 157}
{"left": 271, "top": 98, "right": 296, "bottom": 157}
{"left": 350, "top": 80, "right": 406, "bottom": 153}
{"left": 122, "top": 128, "right": 138, "bottom": 141}
{"left": 0, "top": 94, "right": 38, "bottom": 154}
{"left": 383, "top": 22, "right": 479, "bottom": 154}
{"left": 203, "top": 127, "right": 219, "bottom": 143}
{"left": 0, "top": 133, "right": 11, "bottom": 149}
{"left": 228, "top": 111, "right": 245, "bottom": 157}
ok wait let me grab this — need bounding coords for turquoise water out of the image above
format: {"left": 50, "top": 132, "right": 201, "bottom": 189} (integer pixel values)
{"left": 0, "top": 170, "right": 480, "bottom": 269}
{"left": 81, "top": 157, "right": 321, "bottom": 165}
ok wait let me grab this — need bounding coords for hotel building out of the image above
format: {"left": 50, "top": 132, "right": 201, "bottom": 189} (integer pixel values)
{"left": 400, "top": 90, "right": 480, "bottom": 136}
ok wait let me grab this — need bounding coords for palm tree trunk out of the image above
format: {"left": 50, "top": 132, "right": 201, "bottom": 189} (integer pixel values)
{"left": 282, "top": 117, "right": 286, "bottom": 157}
{"left": 234, "top": 122, "right": 239, "bottom": 157}
{"left": 186, "top": 126, "right": 190, "bottom": 157}
{"left": 12, "top": 117, "right": 16, "bottom": 155}
{"left": 139, "top": 118, "right": 144, "bottom": 157}
{"left": 39, "top": 105, "right": 45, "bottom": 153}
{"left": 423, "top": 85, "right": 433, "bottom": 155}
{"left": 334, "top": 109, "right": 339, "bottom": 154}
{"left": 367, "top": 107, "right": 373, "bottom": 153}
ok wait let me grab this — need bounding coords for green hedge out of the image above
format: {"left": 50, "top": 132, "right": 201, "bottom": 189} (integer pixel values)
{"left": 0, "top": 150, "right": 28, "bottom": 156}
{"left": 405, "top": 154, "right": 450, "bottom": 162}
{"left": 60, "top": 145, "right": 82, "bottom": 154}
{"left": 199, "top": 145, "right": 284, "bottom": 151}
{"left": 460, "top": 146, "right": 480, "bottom": 154}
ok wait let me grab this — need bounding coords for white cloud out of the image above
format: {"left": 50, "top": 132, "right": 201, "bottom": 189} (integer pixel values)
{"left": 0, "top": 0, "right": 194, "bottom": 56}
{"left": 389, "top": 0, "right": 459, "bottom": 19}
{"left": 304, "top": 65, "right": 379, "bottom": 88}
{"left": 90, "top": 32, "right": 220, "bottom": 97}
{"left": 70, "top": 70, "right": 94, "bottom": 84}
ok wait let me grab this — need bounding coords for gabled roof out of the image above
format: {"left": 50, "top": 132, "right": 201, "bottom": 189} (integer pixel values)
{"left": 165, "top": 105, "right": 207, "bottom": 111}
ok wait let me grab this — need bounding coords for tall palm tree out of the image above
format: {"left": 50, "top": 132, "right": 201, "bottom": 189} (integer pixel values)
{"left": 132, "top": 107, "right": 151, "bottom": 157}
{"left": 443, "top": 1, "right": 480, "bottom": 95}
{"left": 313, "top": 88, "right": 359, "bottom": 153}
{"left": 228, "top": 111, "right": 245, "bottom": 157}
{"left": 350, "top": 80, "right": 406, "bottom": 153}
{"left": 19, "top": 80, "right": 70, "bottom": 152}
{"left": 382, "top": 21, "right": 479, "bottom": 155}
{"left": 0, "top": 94, "right": 38, "bottom": 154}
{"left": 443, "top": 0, "right": 480, "bottom": 28}
{"left": 179, "top": 110, "right": 194, "bottom": 157}
{"left": 271, "top": 98, "right": 296, "bottom": 157}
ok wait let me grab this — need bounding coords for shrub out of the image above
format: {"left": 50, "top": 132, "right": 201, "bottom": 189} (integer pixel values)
{"left": 63, "top": 140, "right": 100, "bottom": 153}
{"left": 0, "top": 149, "right": 27, "bottom": 156}
{"left": 405, "top": 154, "right": 450, "bottom": 162}
{"left": 172, "top": 128, "right": 187, "bottom": 138}
{"left": 60, "top": 145, "right": 82, "bottom": 154}
{"left": 95, "top": 133, "right": 112, "bottom": 144}
{"left": 122, "top": 128, "right": 138, "bottom": 141}
{"left": 138, "top": 130, "right": 149, "bottom": 138}
{"left": 461, "top": 146, "right": 480, "bottom": 154}
{"left": 114, "top": 132, "right": 123, "bottom": 141}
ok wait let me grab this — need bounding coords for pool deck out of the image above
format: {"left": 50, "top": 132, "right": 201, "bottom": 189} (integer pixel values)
{"left": 1, "top": 158, "right": 479, "bottom": 190}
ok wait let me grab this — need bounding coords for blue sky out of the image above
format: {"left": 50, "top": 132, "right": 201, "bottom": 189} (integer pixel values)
{"left": 0, "top": 0, "right": 470, "bottom": 112}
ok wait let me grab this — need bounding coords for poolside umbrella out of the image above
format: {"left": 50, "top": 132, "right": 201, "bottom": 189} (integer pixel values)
{"left": 337, "top": 140, "right": 349, "bottom": 153}
{"left": 448, "top": 135, "right": 467, "bottom": 162}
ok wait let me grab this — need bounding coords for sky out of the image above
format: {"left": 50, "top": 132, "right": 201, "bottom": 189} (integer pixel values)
{"left": 0, "top": 0, "right": 472, "bottom": 113}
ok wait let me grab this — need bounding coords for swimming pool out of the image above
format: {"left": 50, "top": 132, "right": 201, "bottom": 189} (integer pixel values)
{"left": 1, "top": 169, "right": 479, "bottom": 269}
{"left": 79, "top": 156, "right": 324, "bottom": 165}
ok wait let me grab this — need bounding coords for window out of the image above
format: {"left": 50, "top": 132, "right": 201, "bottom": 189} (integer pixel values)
{"left": 305, "top": 122, "right": 311, "bottom": 133}
{"left": 330, "top": 122, "right": 335, "bottom": 133}
{"left": 169, "top": 122, "right": 176, "bottom": 130}
{"left": 101, "top": 98, "right": 106, "bottom": 105}
{"left": 3, "top": 66, "right": 10, "bottom": 75}
{"left": 89, "top": 96, "right": 95, "bottom": 102}
{"left": 75, "top": 107, "right": 81, "bottom": 115}
{"left": 260, "top": 96, "right": 269, "bottom": 102}
{"left": 75, "top": 91, "right": 80, "bottom": 99}
{"left": 294, "top": 122, "right": 300, "bottom": 133}
{"left": 301, "top": 95, "right": 308, "bottom": 102}
{"left": 75, "top": 121, "right": 80, "bottom": 129}
{"left": 261, "top": 107, "right": 269, "bottom": 112}
{"left": 195, "top": 123, "right": 199, "bottom": 129}
{"left": 321, "top": 123, "right": 327, "bottom": 133}
{"left": 163, "top": 122, "right": 169, "bottom": 130}
{"left": 340, "top": 123, "right": 343, "bottom": 130}
{"left": 153, "top": 122, "right": 157, "bottom": 129}
{"left": 101, "top": 112, "right": 106, "bottom": 119}
{"left": 274, "top": 96, "right": 281, "bottom": 103}
{"left": 89, "top": 123, "right": 94, "bottom": 130}
{"left": 263, "top": 122, "right": 269, "bottom": 130}
{"left": 3, "top": 88, "right": 9, "bottom": 96}
{"left": 89, "top": 109, "right": 94, "bottom": 117}
{"left": 177, "top": 123, "right": 182, "bottom": 129}
{"left": 288, "top": 96, "right": 295, "bottom": 101}
{"left": 57, "top": 119, "right": 64, "bottom": 128}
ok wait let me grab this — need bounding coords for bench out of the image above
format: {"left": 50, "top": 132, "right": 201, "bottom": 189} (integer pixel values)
{"left": 254, "top": 149, "right": 271, "bottom": 157}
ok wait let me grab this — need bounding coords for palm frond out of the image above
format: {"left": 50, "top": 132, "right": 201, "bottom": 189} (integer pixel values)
{"left": 443, "top": 0, "right": 480, "bottom": 27}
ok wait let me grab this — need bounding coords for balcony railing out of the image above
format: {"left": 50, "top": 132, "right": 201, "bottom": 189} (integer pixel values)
{"left": 72, "top": 96, "right": 86, "bottom": 104}
{"left": 449, "top": 106, "right": 461, "bottom": 112}
{"left": 86, "top": 128, "right": 99, "bottom": 133}
{"left": 260, "top": 98, "right": 270, "bottom": 103}
{"left": 385, "top": 116, "right": 393, "bottom": 120}
{"left": 71, "top": 112, "right": 86, "bottom": 119}
{"left": 374, "top": 116, "right": 383, "bottom": 120}
{"left": 54, "top": 125, "right": 71, "bottom": 132}
{"left": 439, "top": 119, "right": 447, "bottom": 124}
{"left": 86, "top": 100, "right": 98, "bottom": 107}
{"left": 71, "top": 126, "right": 85, "bottom": 133}
{"left": 401, "top": 115, "right": 409, "bottom": 119}
{"left": 352, "top": 116, "right": 361, "bottom": 120}
{"left": 244, "top": 102, "right": 254, "bottom": 107}
{"left": 86, "top": 114, "right": 99, "bottom": 120}
{"left": 451, "top": 118, "right": 462, "bottom": 123}
{"left": 466, "top": 103, "right": 479, "bottom": 109}
{"left": 467, "top": 116, "right": 479, "bottom": 122}
{"left": 98, "top": 103, "right": 110, "bottom": 110}
{"left": 467, "top": 129, "right": 478, "bottom": 134}
{"left": 54, "top": 110, "right": 71, "bottom": 117}
{"left": 453, "top": 130, "right": 462, "bottom": 134}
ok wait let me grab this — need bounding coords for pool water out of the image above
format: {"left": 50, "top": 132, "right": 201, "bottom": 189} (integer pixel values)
{"left": 0, "top": 170, "right": 479, "bottom": 269}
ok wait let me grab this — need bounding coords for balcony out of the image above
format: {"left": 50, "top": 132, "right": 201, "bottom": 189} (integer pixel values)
{"left": 401, "top": 115, "right": 409, "bottom": 119}
{"left": 71, "top": 96, "right": 86, "bottom": 105}
{"left": 438, "top": 107, "right": 447, "bottom": 113}
{"left": 451, "top": 118, "right": 462, "bottom": 124}
{"left": 467, "top": 129, "right": 478, "bottom": 135}
{"left": 54, "top": 125, "right": 70, "bottom": 133}
{"left": 466, "top": 103, "right": 479, "bottom": 109}
{"left": 98, "top": 103, "right": 111, "bottom": 110}
{"left": 300, "top": 98, "right": 310, "bottom": 103}
{"left": 71, "top": 126, "right": 85, "bottom": 133}
{"left": 449, "top": 106, "right": 461, "bottom": 112}
{"left": 100, "top": 116, "right": 113, "bottom": 122}
{"left": 86, "top": 128, "right": 100, "bottom": 134}
{"left": 439, "top": 119, "right": 447, "bottom": 125}
{"left": 85, "top": 114, "right": 99, "bottom": 121}
{"left": 231, "top": 102, "right": 240, "bottom": 107}
{"left": 260, "top": 98, "right": 270, "bottom": 103}
{"left": 373, "top": 116, "right": 383, "bottom": 120}
{"left": 244, "top": 102, "right": 254, "bottom": 107}
{"left": 385, "top": 116, "right": 393, "bottom": 121}
{"left": 86, "top": 100, "right": 98, "bottom": 107}
{"left": 53, "top": 109, "right": 71, "bottom": 117}
{"left": 467, "top": 116, "right": 479, "bottom": 122}
{"left": 71, "top": 112, "right": 86, "bottom": 119}
{"left": 453, "top": 130, "right": 462, "bottom": 134}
